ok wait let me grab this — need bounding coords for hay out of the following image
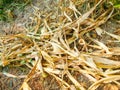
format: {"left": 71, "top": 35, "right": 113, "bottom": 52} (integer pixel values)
{"left": 0, "top": 0, "right": 120, "bottom": 89}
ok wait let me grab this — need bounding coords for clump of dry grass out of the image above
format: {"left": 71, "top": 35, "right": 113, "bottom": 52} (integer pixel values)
{"left": 0, "top": 0, "right": 120, "bottom": 90}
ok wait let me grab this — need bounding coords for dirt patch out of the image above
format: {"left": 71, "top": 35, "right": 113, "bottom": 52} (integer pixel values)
{"left": 0, "top": 66, "right": 29, "bottom": 90}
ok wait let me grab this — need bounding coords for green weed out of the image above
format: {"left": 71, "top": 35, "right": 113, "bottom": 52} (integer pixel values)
{"left": 0, "top": 0, "right": 31, "bottom": 21}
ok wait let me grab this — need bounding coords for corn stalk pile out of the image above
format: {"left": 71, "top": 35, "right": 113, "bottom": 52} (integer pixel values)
{"left": 0, "top": 0, "right": 120, "bottom": 90}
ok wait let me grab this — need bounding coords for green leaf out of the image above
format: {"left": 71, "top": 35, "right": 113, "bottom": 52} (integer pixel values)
{"left": 114, "top": 4, "right": 120, "bottom": 8}
{"left": 20, "top": 60, "right": 26, "bottom": 65}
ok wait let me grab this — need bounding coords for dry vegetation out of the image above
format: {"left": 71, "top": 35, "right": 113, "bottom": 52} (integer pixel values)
{"left": 0, "top": 0, "right": 120, "bottom": 90}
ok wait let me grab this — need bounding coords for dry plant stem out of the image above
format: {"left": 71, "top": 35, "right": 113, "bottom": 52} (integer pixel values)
{"left": 88, "top": 75, "right": 120, "bottom": 90}
{"left": 67, "top": 71, "right": 85, "bottom": 90}
{"left": 19, "top": 59, "right": 39, "bottom": 90}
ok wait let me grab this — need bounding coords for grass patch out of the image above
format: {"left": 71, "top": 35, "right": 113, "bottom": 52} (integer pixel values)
{"left": 0, "top": 0, "right": 31, "bottom": 21}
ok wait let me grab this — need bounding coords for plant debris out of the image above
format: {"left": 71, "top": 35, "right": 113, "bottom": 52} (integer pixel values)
{"left": 0, "top": 0, "right": 120, "bottom": 90}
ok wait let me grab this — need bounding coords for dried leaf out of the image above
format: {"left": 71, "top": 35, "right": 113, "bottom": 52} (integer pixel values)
{"left": 105, "top": 31, "right": 120, "bottom": 41}
{"left": 87, "top": 33, "right": 112, "bottom": 54}
{"left": 41, "top": 50, "right": 54, "bottom": 66}
{"left": 95, "top": 27, "right": 103, "bottom": 36}
{"left": 22, "top": 82, "right": 31, "bottom": 90}
{"left": 67, "top": 71, "right": 85, "bottom": 90}
{"left": 88, "top": 75, "right": 120, "bottom": 90}
{"left": 93, "top": 56, "right": 120, "bottom": 68}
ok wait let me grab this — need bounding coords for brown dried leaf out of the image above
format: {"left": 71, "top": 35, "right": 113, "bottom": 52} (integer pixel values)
{"left": 93, "top": 56, "right": 120, "bottom": 68}
{"left": 67, "top": 71, "right": 85, "bottom": 90}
